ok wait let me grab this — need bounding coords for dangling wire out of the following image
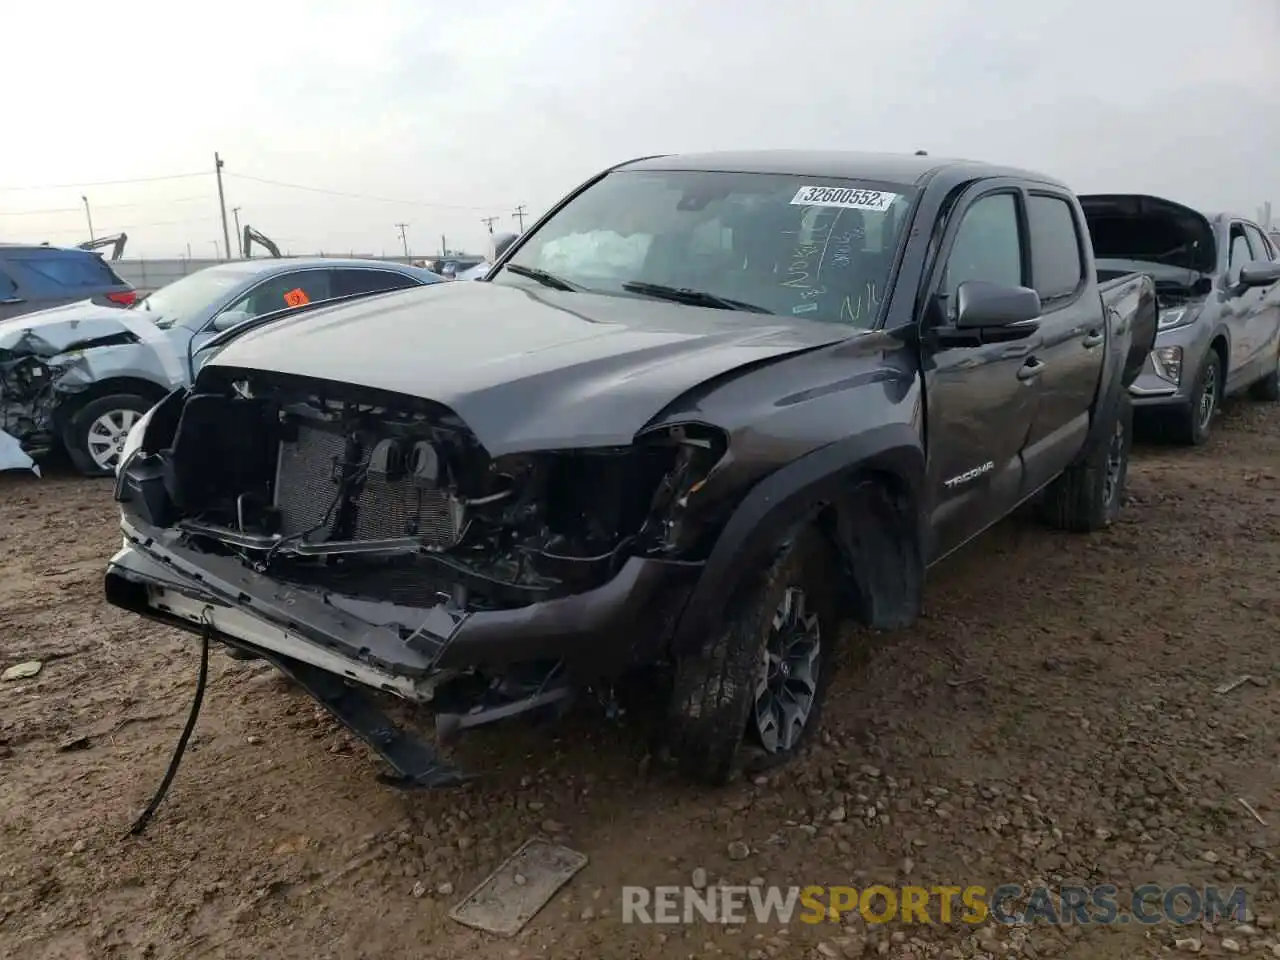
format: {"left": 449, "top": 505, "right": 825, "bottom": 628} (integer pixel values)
{"left": 125, "top": 608, "right": 213, "bottom": 837}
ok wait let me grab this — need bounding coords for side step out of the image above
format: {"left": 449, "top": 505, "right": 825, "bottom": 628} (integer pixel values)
{"left": 257, "top": 646, "right": 470, "bottom": 789}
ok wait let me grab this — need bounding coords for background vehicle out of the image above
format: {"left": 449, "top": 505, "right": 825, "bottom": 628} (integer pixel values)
{"left": 1081, "top": 195, "right": 1280, "bottom": 444}
{"left": 0, "top": 258, "right": 442, "bottom": 476}
{"left": 107, "top": 151, "right": 1155, "bottom": 791}
{"left": 0, "top": 244, "right": 136, "bottom": 321}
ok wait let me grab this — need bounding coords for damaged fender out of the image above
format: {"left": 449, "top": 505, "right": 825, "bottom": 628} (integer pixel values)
{"left": 0, "top": 305, "right": 185, "bottom": 458}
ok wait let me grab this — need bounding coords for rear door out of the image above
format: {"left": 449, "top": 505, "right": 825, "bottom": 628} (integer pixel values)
{"left": 1020, "top": 190, "right": 1105, "bottom": 494}
{"left": 921, "top": 183, "right": 1042, "bottom": 560}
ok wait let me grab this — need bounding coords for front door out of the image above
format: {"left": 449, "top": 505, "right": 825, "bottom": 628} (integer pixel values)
{"left": 1222, "top": 222, "right": 1261, "bottom": 380}
{"left": 1020, "top": 192, "right": 1106, "bottom": 493}
{"left": 1242, "top": 224, "right": 1280, "bottom": 382}
{"left": 920, "top": 186, "right": 1042, "bottom": 562}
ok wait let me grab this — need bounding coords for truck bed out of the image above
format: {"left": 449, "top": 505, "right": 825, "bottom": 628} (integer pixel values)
{"left": 1098, "top": 271, "right": 1158, "bottom": 388}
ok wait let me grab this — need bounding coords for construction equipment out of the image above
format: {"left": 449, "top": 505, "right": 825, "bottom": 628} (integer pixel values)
{"left": 241, "top": 225, "right": 281, "bottom": 259}
{"left": 77, "top": 233, "right": 128, "bottom": 260}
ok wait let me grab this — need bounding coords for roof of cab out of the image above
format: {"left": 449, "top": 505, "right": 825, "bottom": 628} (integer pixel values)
{"left": 617, "top": 150, "right": 1066, "bottom": 190}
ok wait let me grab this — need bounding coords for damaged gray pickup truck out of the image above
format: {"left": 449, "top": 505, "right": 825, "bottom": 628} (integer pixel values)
{"left": 106, "top": 151, "right": 1157, "bottom": 794}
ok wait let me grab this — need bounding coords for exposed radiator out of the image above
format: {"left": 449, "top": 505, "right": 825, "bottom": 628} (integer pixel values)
{"left": 273, "top": 424, "right": 462, "bottom": 547}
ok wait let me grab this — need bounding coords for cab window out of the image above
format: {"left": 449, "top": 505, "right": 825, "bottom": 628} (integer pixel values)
{"left": 943, "top": 193, "right": 1024, "bottom": 297}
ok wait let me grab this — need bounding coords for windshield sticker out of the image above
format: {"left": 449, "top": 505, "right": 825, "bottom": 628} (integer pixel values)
{"left": 790, "top": 186, "right": 898, "bottom": 212}
{"left": 283, "top": 287, "right": 310, "bottom": 307}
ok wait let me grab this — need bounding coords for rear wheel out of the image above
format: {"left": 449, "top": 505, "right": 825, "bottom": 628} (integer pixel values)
{"left": 666, "top": 526, "right": 837, "bottom": 786}
{"left": 63, "top": 393, "right": 154, "bottom": 477}
{"left": 1168, "top": 350, "right": 1220, "bottom": 445}
{"left": 1042, "top": 393, "right": 1132, "bottom": 533}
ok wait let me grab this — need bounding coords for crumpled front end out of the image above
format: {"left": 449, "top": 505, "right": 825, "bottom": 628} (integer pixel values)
{"left": 106, "top": 368, "right": 724, "bottom": 731}
{"left": 0, "top": 313, "right": 171, "bottom": 468}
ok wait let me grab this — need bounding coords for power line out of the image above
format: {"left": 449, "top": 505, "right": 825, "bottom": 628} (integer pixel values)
{"left": 0, "top": 196, "right": 211, "bottom": 217}
{"left": 225, "top": 172, "right": 510, "bottom": 211}
{"left": 0, "top": 172, "right": 208, "bottom": 192}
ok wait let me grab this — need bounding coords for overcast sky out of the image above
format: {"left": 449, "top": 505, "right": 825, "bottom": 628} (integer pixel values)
{"left": 2, "top": 0, "right": 1276, "bottom": 259}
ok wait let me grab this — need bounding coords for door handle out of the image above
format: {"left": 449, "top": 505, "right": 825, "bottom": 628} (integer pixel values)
{"left": 0, "top": 297, "right": 25, "bottom": 305}
{"left": 1082, "top": 330, "right": 1104, "bottom": 348}
{"left": 1016, "top": 358, "right": 1046, "bottom": 381}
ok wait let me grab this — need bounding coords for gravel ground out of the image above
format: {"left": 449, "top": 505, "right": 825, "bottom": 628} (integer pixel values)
{"left": 1, "top": 400, "right": 1278, "bottom": 960}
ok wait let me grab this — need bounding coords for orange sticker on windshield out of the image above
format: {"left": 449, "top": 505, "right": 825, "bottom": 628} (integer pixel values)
{"left": 283, "top": 287, "right": 310, "bottom": 307}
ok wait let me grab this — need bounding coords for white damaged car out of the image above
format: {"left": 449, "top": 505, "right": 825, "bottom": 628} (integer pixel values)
{"left": 0, "top": 258, "right": 442, "bottom": 475}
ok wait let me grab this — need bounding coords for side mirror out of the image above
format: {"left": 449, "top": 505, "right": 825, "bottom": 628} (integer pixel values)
{"left": 955, "top": 281, "right": 1042, "bottom": 329}
{"left": 211, "top": 309, "right": 250, "bottom": 332}
{"left": 1239, "top": 261, "right": 1280, "bottom": 289}
{"left": 490, "top": 231, "right": 519, "bottom": 262}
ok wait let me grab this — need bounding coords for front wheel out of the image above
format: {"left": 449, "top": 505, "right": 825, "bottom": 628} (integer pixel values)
{"left": 666, "top": 527, "right": 837, "bottom": 786}
{"left": 1168, "top": 350, "right": 1221, "bottom": 445}
{"left": 63, "top": 394, "right": 154, "bottom": 477}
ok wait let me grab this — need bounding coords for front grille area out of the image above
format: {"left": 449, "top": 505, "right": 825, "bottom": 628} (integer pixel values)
{"left": 274, "top": 424, "right": 461, "bottom": 547}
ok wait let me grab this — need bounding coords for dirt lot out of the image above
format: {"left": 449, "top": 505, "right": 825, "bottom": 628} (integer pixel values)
{"left": 2, "top": 400, "right": 1278, "bottom": 960}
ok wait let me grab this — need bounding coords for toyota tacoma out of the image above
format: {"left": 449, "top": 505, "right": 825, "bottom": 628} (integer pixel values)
{"left": 105, "top": 151, "right": 1157, "bottom": 791}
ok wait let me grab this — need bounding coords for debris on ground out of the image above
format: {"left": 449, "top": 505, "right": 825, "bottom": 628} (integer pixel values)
{"left": 448, "top": 837, "right": 588, "bottom": 936}
{"left": 2, "top": 660, "right": 42, "bottom": 681}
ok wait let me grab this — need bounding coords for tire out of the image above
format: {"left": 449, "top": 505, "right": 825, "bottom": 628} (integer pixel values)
{"left": 1168, "top": 350, "right": 1221, "bottom": 446}
{"left": 1042, "top": 392, "right": 1133, "bottom": 533}
{"left": 666, "top": 526, "right": 838, "bottom": 786}
{"left": 63, "top": 393, "right": 155, "bottom": 477}
{"left": 1247, "top": 345, "right": 1280, "bottom": 402}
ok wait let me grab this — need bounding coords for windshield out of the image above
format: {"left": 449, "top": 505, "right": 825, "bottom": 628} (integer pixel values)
{"left": 494, "top": 169, "right": 916, "bottom": 327}
{"left": 137, "top": 266, "right": 245, "bottom": 329}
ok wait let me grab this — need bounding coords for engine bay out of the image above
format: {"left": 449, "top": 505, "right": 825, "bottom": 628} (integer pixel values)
{"left": 124, "top": 374, "right": 725, "bottom": 613}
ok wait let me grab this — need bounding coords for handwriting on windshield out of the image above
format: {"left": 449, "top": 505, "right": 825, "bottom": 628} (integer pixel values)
{"left": 841, "top": 282, "right": 880, "bottom": 324}
{"left": 780, "top": 209, "right": 877, "bottom": 321}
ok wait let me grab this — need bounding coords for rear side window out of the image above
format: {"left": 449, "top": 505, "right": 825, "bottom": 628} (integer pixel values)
{"left": 944, "top": 192, "right": 1024, "bottom": 295}
{"left": 332, "top": 268, "right": 421, "bottom": 298}
{"left": 10, "top": 251, "right": 123, "bottom": 289}
{"left": 1027, "top": 195, "right": 1084, "bottom": 302}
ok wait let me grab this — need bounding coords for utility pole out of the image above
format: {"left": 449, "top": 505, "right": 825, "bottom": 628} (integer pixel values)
{"left": 209, "top": 240, "right": 221, "bottom": 258}
{"left": 232, "top": 207, "right": 243, "bottom": 257}
{"left": 395, "top": 222, "right": 410, "bottom": 257}
{"left": 441, "top": 234, "right": 447, "bottom": 256}
{"left": 214, "top": 152, "right": 231, "bottom": 261}
{"left": 81, "top": 195, "right": 95, "bottom": 240}
{"left": 481, "top": 215, "right": 499, "bottom": 234}
{"left": 512, "top": 204, "right": 527, "bottom": 232}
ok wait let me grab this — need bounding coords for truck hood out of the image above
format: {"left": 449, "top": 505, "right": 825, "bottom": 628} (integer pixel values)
{"left": 1078, "top": 194, "right": 1216, "bottom": 276}
{"left": 205, "top": 280, "right": 854, "bottom": 455}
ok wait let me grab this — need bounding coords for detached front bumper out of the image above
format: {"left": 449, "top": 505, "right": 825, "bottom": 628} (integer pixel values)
{"left": 105, "top": 516, "right": 701, "bottom": 702}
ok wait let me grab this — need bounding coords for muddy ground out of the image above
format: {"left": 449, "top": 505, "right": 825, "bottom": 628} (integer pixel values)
{"left": 1, "top": 400, "right": 1278, "bottom": 960}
